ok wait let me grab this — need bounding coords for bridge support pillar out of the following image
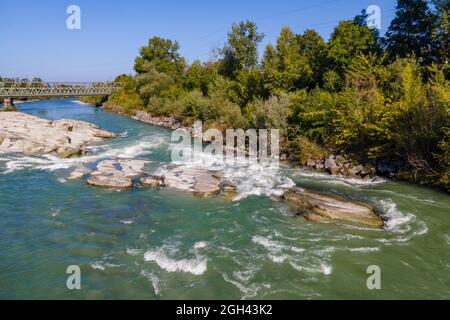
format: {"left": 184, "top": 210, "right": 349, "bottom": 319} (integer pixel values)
{"left": 3, "top": 98, "right": 14, "bottom": 108}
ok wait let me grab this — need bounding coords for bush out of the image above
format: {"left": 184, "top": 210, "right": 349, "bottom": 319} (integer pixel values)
{"left": 0, "top": 105, "right": 17, "bottom": 112}
{"left": 288, "top": 136, "right": 326, "bottom": 165}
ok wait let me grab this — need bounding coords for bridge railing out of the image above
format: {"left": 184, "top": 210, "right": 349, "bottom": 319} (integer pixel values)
{"left": 0, "top": 81, "right": 123, "bottom": 98}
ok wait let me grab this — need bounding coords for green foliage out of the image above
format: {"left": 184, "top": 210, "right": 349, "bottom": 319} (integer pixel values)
{"left": 0, "top": 105, "right": 18, "bottom": 112}
{"left": 231, "top": 69, "right": 266, "bottom": 108}
{"left": 289, "top": 88, "right": 333, "bottom": 144}
{"left": 80, "top": 95, "right": 107, "bottom": 107}
{"left": 134, "top": 37, "right": 186, "bottom": 78}
{"left": 328, "top": 20, "right": 379, "bottom": 77}
{"left": 111, "top": 6, "right": 450, "bottom": 190}
{"left": 432, "top": 0, "right": 450, "bottom": 68}
{"left": 384, "top": 0, "right": 437, "bottom": 65}
{"left": 245, "top": 92, "right": 291, "bottom": 142}
{"left": 288, "top": 136, "right": 326, "bottom": 165}
{"left": 106, "top": 74, "right": 143, "bottom": 112}
{"left": 184, "top": 61, "right": 217, "bottom": 95}
{"left": 262, "top": 27, "right": 312, "bottom": 94}
{"left": 219, "top": 20, "right": 264, "bottom": 78}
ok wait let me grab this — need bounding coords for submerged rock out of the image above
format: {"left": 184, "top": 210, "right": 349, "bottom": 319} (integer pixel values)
{"left": 0, "top": 112, "right": 116, "bottom": 158}
{"left": 282, "top": 187, "right": 384, "bottom": 227}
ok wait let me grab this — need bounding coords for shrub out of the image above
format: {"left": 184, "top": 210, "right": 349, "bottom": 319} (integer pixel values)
{"left": 288, "top": 136, "right": 327, "bottom": 165}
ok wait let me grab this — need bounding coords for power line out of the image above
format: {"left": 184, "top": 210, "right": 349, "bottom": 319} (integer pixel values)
{"left": 181, "top": 9, "right": 396, "bottom": 61}
{"left": 182, "top": 0, "right": 343, "bottom": 52}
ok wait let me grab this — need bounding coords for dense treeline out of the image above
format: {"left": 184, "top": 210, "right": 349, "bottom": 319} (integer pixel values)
{"left": 101, "top": 0, "right": 449, "bottom": 190}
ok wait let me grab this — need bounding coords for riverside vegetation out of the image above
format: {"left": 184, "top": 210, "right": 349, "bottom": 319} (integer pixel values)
{"left": 86, "top": 1, "right": 449, "bottom": 192}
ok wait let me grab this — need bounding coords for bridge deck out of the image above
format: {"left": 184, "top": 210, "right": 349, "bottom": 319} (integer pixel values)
{"left": 0, "top": 81, "right": 122, "bottom": 98}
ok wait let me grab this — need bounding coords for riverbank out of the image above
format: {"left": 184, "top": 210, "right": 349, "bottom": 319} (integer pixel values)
{"left": 1, "top": 98, "right": 448, "bottom": 299}
{"left": 100, "top": 103, "right": 448, "bottom": 192}
{"left": 0, "top": 107, "right": 384, "bottom": 227}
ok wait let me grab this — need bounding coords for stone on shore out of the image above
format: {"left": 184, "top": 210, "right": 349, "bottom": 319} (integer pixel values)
{"left": 324, "top": 155, "right": 339, "bottom": 175}
{"left": 282, "top": 187, "right": 384, "bottom": 227}
{"left": 0, "top": 112, "right": 116, "bottom": 158}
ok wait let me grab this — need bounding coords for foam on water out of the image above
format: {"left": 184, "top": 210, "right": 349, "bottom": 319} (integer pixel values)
{"left": 1, "top": 134, "right": 168, "bottom": 174}
{"left": 141, "top": 270, "right": 161, "bottom": 295}
{"left": 222, "top": 273, "right": 271, "bottom": 299}
{"left": 144, "top": 249, "right": 207, "bottom": 276}
{"left": 71, "top": 100, "right": 90, "bottom": 105}
{"left": 119, "top": 219, "right": 135, "bottom": 225}
{"left": 193, "top": 241, "right": 208, "bottom": 250}
{"left": 169, "top": 143, "right": 296, "bottom": 200}
{"left": 251, "top": 235, "right": 334, "bottom": 275}
{"left": 380, "top": 200, "right": 416, "bottom": 232}
{"left": 348, "top": 247, "right": 380, "bottom": 253}
{"left": 293, "top": 169, "right": 386, "bottom": 187}
{"left": 126, "top": 248, "right": 142, "bottom": 256}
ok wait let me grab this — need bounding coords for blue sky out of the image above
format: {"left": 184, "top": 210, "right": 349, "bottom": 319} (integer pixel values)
{"left": 0, "top": 0, "right": 397, "bottom": 81}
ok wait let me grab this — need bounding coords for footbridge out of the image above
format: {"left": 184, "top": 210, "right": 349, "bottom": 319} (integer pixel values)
{"left": 0, "top": 81, "right": 122, "bottom": 107}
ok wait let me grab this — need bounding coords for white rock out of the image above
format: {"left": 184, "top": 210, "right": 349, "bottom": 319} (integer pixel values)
{"left": 0, "top": 112, "right": 116, "bottom": 157}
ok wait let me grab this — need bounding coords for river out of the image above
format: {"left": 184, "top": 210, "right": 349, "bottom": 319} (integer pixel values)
{"left": 0, "top": 99, "right": 448, "bottom": 299}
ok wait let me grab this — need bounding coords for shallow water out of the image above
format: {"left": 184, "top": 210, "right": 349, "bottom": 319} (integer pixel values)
{"left": 0, "top": 99, "right": 449, "bottom": 299}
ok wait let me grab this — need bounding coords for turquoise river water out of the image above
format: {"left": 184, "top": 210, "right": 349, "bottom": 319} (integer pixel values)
{"left": 0, "top": 99, "right": 449, "bottom": 299}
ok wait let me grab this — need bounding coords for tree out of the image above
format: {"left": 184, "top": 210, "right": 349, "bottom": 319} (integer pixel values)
{"left": 134, "top": 37, "right": 186, "bottom": 78}
{"left": 106, "top": 74, "right": 143, "bottom": 111}
{"left": 384, "top": 0, "right": 437, "bottom": 65}
{"left": 262, "top": 27, "right": 312, "bottom": 94}
{"left": 432, "top": 0, "right": 449, "bottom": 66}
{"left": 219, "top": 20, "right": 264, "bottom": 78}
{"left": 298, "top": 29, "right": 328, "bottom": 86}
{"left": 184, "top": 60, "right": 217, "bottom": 95}
{"left": 135, "top": 61, "right": 179, "bottom": 106}
{"left": 327, "top": 20, "right": 378, "bottom": 77}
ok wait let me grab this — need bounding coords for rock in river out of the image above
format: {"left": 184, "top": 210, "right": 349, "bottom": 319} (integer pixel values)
{"left": 0, "top": 112, "right": 116, "bottom": 157}
{"left": 282, "top": 187, "right": 384, "bottom": 227}
{"left": 163, "top": 166, "right": 221, "bottom": 197}
{"left": 68, "top": 165, "right": 92, "bottom": 180}
{"left": 86, "top": 159, "right": 148, "bottom": 188}
{"left": 140, "top": 175, "right": 162, "bottom": 187}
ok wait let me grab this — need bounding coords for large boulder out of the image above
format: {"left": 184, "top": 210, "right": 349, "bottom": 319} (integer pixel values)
{"left": 87, "top": 174, "right": 133, "bottom": 188}
{"left": 68, "top": 165, "right": 92, "bottom": 180}
{"left": 140, "top": 176, "right": 162, "bottom": 187}
{"left": 163, "top": 166, "right": 221, "bottom": 197}
{"left": 86, "top": 159, "right": 148, "bottom": 188}
{"left": 324, "top": 155, "right": 339, "bottom": 175}
{"left": 0, "top": 112, "right": 115, "bottom": 158}
{"left": 282, "top": 187, "right": 384, "bottom": 227}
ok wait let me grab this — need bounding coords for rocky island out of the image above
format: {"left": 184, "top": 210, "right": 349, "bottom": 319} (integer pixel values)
{"left": 0, "top": 112, "right": 116, "bottom": 157}
{"left": 0, "top": 111, "right": 384, "bottom": 228}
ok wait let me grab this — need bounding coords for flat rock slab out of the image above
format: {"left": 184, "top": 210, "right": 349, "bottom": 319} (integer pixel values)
{"left": 283, "top": 187, "right": 384, "bottom": 227}
{"left": 163, "top": 166, "right": 221, "bottom": 197}
{"left": 86, "top": 159, "right": 148, "bottom": 188}
{"left": 0, "top": 112, "right": 115, "bottom": 157}
{"left": 140, "top": 176, "right": 162, "bottom": 187}
{"left": 68, "top": 165, "right": 92, "bottom": 180}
